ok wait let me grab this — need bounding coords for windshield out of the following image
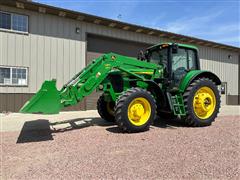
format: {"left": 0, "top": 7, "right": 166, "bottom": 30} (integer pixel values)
{"left": 148, "top": 47, "right": 168, "bottom": 65}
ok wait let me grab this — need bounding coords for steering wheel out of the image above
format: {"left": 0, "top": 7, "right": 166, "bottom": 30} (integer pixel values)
{"left": 175, "top": 67, "right": 186, "bottom": 75}
{"left": 174, "top": 67, "right": 187, "bottom": 82}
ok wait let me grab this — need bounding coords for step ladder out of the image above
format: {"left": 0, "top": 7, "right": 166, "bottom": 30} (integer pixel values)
{"left": 167, "top": 93, "right": 186, "bottom": 116}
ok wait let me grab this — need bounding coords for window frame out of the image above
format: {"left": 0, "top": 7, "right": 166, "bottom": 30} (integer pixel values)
{"left": 0, "top": 66, "right": 29, "bottom": 87}
{"left": 186, "top": 49, "right": 198, "bottom": 70}
{"left": 0, "top": 11, "right": 29, "bottom": 34}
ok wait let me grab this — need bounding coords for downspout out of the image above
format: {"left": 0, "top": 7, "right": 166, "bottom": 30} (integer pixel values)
{"left": 238, "top": 54, "right": 240, "bottom": 105}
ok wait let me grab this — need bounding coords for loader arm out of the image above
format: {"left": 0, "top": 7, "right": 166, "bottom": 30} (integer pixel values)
{"left": 20, "top": 53, "right": 161, "bottom": 114}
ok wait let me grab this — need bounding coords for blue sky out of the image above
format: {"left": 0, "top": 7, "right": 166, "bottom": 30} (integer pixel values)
{"left": 35, "top": 0, "right": 239, "bottom": 47}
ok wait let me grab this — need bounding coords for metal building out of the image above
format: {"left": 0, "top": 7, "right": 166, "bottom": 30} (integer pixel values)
{"left": 0, "top": 0, "right": 239, "bottom": 112}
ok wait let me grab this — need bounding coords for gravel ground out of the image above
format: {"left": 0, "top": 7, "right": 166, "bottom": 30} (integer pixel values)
{"left": 1, "top": 115, "right": 240, "bottom": 180}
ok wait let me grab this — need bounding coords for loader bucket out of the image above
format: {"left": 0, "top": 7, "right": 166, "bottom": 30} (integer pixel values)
{"left": 20, "top": 80, "right": 62, "bottom": 114}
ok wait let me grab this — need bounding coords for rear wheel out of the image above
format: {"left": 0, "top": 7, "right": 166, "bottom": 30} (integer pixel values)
{"left": 115, "top": 88, "right": 156, "bottom": 133}
{"left": 97, "top": 95, "right": 115, "bottom": 122}
{"left": 183, "top": 78, "right": 220, "bottom": 126}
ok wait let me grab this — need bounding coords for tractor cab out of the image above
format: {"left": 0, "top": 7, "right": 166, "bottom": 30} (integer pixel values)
{"left": 146, "top": 43, "right": 200, "bottom": 87}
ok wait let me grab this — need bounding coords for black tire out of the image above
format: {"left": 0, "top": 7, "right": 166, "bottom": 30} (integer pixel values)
{"left": 97, "top": 94, "right": 115, "bottom": 122}
{"left": 115, "top": 88, "right": 157, "bottom": 133}
{"left": 183, "top": 78, "right": 221, "bottom": 127}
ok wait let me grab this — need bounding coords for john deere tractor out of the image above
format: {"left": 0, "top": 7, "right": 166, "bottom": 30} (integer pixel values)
{"left": 20, "top": 43, "right": 221, "bottom": 133}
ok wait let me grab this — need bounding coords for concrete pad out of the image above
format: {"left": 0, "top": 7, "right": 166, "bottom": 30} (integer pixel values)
{"left": 0, "top": 110, "right": 100, "bottom": 132}
{"left": 218, "top": 105, "right": 239, "bottom": 116}
{"left": 0, "top": 106, "right": 239, "bottom": 132}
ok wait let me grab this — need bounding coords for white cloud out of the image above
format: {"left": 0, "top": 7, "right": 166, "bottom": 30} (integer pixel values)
{"left": 151, "top": 9, "right": 239, "bottom": 47}
{"left": 161, "top": 10, "right": 224, "bottom": 34}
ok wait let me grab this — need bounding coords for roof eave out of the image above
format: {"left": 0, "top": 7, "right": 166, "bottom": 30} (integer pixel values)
{"left": 1, "top": 0, "right": 239, "bottom": 52}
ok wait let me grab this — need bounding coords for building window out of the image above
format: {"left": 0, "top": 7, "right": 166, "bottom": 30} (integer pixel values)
{"left": 12, "top": 14, "right": 28, "bottom": 32}
{"left": 0, "top": 12, "right": 11, "bottom": 29}
{"left": 0, "top": 66, "right": 28, "bottom": 86}
{"left": 0, "top": 11, "right": 28, "bottom": 33}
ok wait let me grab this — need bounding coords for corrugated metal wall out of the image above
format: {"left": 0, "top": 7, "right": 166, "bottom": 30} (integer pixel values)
{"left": 0, "top": 5, "right": 169, "bottom": 94}
{"left": 0, "top": 5, "right": 86, "bottom": 93}
{"left": 0, "top": 5, "right": 239, "bottom": 112}
{"left": 199, "top": 46, "right": 239, "bottom": 95}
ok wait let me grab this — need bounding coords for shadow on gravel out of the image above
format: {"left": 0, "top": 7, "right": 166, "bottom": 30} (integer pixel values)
{"left": 50, "top": 117, "right": 114, "bottom": 133}
{"left": 17, "top": 119, "right": 53, "bottom": 143}
{"left": 105, "top": 127, "right": 124, "bottom": 133}
{"left": 17, "top": 117, "right": 114, "bottom": 143}
{"left": 105, "top": 117, "right": 187, "bottom": 134}
{"left": 16, "top": 117, "right": 187, "bottom": 143}
{"left": 153, "top": 117, "right": 187, "bottom": 129}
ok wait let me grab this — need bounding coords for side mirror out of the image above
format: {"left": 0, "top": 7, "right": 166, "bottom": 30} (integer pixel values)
{"left": 144, "top": 51, "right": 149, "bottom": 60}
{"left": 172, "top": 44, "right": 178, "bottom": 54}
{"left": 137, "top": 50, "right": 145, "bottom": 60}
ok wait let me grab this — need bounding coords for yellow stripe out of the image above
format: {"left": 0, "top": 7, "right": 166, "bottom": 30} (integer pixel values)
{"left": 134, "top": 72, "right": 153, "bottom": 75}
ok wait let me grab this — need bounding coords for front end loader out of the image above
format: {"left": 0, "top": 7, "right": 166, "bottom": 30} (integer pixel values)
{"left": 20, "top": 43, "right": 221, "bottom": 133}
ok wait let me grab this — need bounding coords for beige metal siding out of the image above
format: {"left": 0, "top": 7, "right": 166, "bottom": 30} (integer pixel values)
{"left": 199, "top": 46, "right": 239, "bottom": 96}
{"left": 0, "top": 5, "right": 168, "bottom": 96}
{"left": 85, "top": 22, "right": 162, "bottom": 45}
{"left": 0, "top": 5, "right": 86, "bottom": 94}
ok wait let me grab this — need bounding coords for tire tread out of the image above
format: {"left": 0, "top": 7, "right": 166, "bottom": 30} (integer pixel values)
{"left": 115, "top": 88, "right": 156, "bottom": 133}
{"left": 183, "top": 78, "right": 221, "bottom": 127}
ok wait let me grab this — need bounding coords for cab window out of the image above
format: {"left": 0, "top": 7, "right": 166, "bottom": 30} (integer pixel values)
{"left": 150, "top": 51, "right": 161, "bottom": 64}
{"left": 172, "top": 48, "right": 188, "bottom": 71}
{"left": 188, "top": 49, "right": 197, "bottom": 69}
{"left": 149, "top": 47, "right": 168, "bottom": 66}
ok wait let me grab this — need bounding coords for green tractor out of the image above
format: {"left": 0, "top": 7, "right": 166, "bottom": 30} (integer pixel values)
{"left": 20, "top": 43, "right": 221, "bottom": 133}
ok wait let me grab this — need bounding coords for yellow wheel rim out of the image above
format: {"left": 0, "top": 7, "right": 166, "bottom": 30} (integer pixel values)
{"left": 193, "top": 86, "right": 216, "bottom": 120}
{"left": 128, "top": 97, "right": 151, "bottom": 126}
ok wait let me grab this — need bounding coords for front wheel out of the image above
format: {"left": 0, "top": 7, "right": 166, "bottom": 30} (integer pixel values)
{"left": 183, "top": 78, "right": 221, "bottom": 127}
{"left": 115, "top": 88, "right": 156, "bottom": 133}
{"left": 97, "top": 94, "right": 115, "bottom": 122}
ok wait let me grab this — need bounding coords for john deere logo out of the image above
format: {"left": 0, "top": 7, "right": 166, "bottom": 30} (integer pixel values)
{"left": 111, "top": 56, "right": 116, "bottom": 60}
{"left": 96, "top": 72, "right": 101, "bottom": 78}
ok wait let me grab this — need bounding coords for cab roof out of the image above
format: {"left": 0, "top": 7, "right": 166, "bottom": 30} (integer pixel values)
{"left": 147, "top": 43, "right": 198, "bottom": 51}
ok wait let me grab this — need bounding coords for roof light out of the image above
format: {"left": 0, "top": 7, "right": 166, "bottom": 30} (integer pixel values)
{"left": 161, "top": 44, "right": 169, "bottom": 48}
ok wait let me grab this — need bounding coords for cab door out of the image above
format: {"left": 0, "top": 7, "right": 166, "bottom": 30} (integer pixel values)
{"left": 171, "top": 47, "right": 198, "bottom": 87}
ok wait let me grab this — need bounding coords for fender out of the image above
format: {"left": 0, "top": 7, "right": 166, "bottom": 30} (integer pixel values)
{"left": 179, "top": 70, "right": 221, "bottom": 93}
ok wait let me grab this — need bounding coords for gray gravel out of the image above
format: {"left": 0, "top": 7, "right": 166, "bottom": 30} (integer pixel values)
{"left": 1, "top": 115, "right": 240, "bottom": 179}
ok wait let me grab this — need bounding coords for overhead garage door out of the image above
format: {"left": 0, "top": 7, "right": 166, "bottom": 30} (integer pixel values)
{"left": 86, "top": 34, "right": 152, "bottom": 110}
